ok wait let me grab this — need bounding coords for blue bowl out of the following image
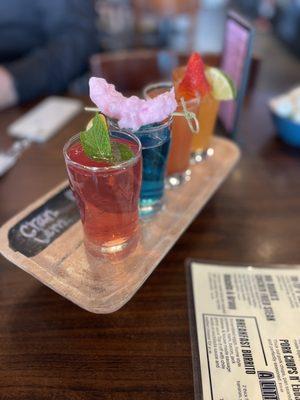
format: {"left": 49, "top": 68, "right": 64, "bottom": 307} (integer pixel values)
{"left": 271, "top": 111, "right": 300, "bottom": 148}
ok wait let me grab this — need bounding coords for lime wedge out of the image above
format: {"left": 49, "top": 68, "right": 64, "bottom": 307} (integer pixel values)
{"left": 205, "top": 67, "right": 237, "bottom": 101}
{"left": 86, "top": 113, "right": 106, "bottom": 130}
{"left": 86, "top": 118, "right": 93, "bottom": 130}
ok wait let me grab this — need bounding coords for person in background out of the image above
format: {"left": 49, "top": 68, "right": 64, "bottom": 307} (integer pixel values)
{"left": 0, "top": 0, "right": 98, "bottom": 111}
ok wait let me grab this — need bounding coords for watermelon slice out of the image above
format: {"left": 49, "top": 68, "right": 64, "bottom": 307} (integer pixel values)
{"left": 177, "top": 53, "right": 211, "bottom": 100}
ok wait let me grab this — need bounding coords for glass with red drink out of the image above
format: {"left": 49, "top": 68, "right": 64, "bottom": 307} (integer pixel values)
{"left": 63, "top": 130, "right": 142, "bottom": 257}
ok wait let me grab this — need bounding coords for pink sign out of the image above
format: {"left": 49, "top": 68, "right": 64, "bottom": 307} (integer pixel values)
{"left": 219, "top": 18, "right": 250, "bottom": 132}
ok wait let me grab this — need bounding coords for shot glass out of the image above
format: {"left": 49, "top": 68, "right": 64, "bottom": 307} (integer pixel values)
{"left": 63, "top": 130, "right": 142, "bottom": 257}
{"left": 191, "top": 93, "right": 219, "bottom": 163}
{"left": 144, "top": 82, "right": 198, "bottom": 187}
{"left": 136, "top": 120, "right": 172, "bottom": 216}
{"left": 172, "top": 66, "right": 219, "bottom": 163}
{"left": 110, "top": 118, "right": 172, "bottom": 217}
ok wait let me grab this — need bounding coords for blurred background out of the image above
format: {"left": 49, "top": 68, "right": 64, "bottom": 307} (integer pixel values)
{"left": 80, "top": 0, "right": 300, "bottom": 119}
{"left": 0, "top": 0, "right": 299, "bottom": 109}
{"left": 95, "top": 0, "right": 300, "bottom": 55}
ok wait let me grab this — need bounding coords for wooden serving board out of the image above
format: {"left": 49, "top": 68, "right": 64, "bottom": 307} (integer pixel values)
{"left": 0, "top": 137, "right": 240, "bottom": 313}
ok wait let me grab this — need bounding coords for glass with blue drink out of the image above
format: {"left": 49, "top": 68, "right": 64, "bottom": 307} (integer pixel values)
{"left": 110, "top": 118, "right": 172, "bottom": 217}
{"left": 134, "top": 119, "right": 172, "bottom": 216}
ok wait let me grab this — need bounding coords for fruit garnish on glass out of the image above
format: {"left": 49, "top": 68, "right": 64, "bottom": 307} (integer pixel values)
{"left": 173, "top": 53, "right": 236, "bottom": 101}
{"left": 205, "top": 66, "right": 237, "bottom": 101}
{"left": 177, "top": 52, "right": 211, "bottom": 100}
{"left": 88, "top": 77, "right": 177, "bottom": 132}
{"left": 173, "top": 52, "right": 237, "bottom": 163}
{"left": 176, "top": 52, "right": 236, "bottom": 102}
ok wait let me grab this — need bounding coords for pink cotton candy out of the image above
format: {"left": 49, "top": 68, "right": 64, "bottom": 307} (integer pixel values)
{"left": 89, "top": 77, "right": 177, "bottom": 131}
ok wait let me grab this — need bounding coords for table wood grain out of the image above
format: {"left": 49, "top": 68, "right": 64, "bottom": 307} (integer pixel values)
{"left": 1, "top": 36, "right": 300, "bottom": 399}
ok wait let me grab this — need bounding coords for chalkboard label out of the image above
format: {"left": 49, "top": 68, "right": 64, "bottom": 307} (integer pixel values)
{"left": 8, "top": 187, "right": 80, "bottom": 257}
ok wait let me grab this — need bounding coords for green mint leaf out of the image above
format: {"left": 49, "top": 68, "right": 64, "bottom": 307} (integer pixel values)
{"left": 80, "top": 114, "right": 112, "bottom": 161}
{"left": 117, "top": 143, "right": 135, "bottom": 161}
{"left": 80, "top": 113, "right": 135, "bottom": 163}
{"left": 111, "top": 142, "right": 134, "bottom": 163}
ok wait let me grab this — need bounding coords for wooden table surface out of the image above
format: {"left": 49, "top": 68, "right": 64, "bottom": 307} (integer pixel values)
{"left": 1, "top": 34, "right": 300, "bottom": 399}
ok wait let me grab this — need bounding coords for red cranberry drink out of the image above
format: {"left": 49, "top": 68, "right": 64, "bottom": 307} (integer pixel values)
{"left": 64, "top": 115, "right": 142, "bottom": 256}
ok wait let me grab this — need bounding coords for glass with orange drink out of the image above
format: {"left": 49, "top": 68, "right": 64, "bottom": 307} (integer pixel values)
{"left": 191, "top": 93, "right": 219, "bottom": 162}
{"left": 173, "top": 64, "right": 217, "bottom": 163}
{"left": 143, "top": 52, "right": 236, "bottom": 186}
{"left": 173, "top": 53, "right": 236, "bottom": 163}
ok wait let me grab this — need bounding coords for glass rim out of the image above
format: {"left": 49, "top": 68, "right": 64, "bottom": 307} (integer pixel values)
{"left": 142, "top": 81, "right": 173, "bottom": 99}
{"left": 109, "top": 115, "right": 173, "bottom": 134}
{"left": 143, "top": 81, "right": 200, "bottom": 107}
{"left": 63, "top": 131, "right": 142, "bottom": 173}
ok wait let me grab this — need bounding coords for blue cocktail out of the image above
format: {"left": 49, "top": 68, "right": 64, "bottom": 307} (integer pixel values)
{"left": 135, "top": 120, "right": 171, "bottom": 216}
{"left": 109, "top": 118, "right": 172, "bottom": 216}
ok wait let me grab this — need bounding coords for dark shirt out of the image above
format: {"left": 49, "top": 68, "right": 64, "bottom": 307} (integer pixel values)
{"left": 0, "top": 0, "right": 98, "bottom": 102}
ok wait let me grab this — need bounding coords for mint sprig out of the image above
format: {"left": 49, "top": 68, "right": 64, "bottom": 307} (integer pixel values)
{"left": 80, "top": 114, "right": 112, "bottom": 161}
{"left": 80, "top": 114, "right": 134, "bottom": 163}
{"left": 111, "top": 142, "right": 135, "bottom": 162}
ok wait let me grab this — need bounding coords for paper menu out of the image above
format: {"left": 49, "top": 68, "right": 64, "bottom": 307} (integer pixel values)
{"left": 188, "top": 262, "right": 300, "bottom": 400}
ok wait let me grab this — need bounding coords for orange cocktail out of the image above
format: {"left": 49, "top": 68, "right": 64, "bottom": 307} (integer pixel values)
{"left": 167, "top": 97, "right": 199, "bottom": 177}
{"left": 191, "top": 93, "right": 219, "bottom": 161}
{"left": 173, "top": 65, "right": 219, "bottom": 162}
